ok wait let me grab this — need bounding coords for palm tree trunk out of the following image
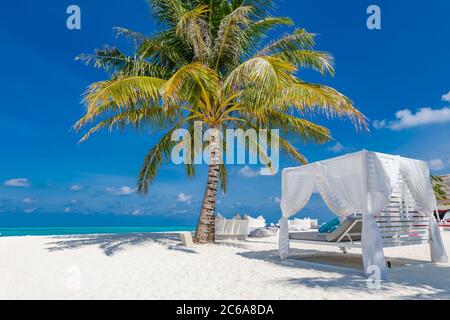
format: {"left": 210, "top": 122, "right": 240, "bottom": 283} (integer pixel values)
{"left": 194, "top": 128, "right": 221, "bottom": 244}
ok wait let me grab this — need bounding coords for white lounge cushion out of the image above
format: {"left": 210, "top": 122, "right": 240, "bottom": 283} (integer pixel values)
{"left": 289, "top": 218, "right": 311, "bottom": 231}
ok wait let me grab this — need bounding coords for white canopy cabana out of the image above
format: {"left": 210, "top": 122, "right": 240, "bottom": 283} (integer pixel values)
{"left": 279, "top": 150, "right": 447, "bottom": 279}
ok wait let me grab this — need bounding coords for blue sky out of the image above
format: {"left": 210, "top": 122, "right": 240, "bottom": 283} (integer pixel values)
{"left": 1, "top": 0, "right": 450, "bottom": 226}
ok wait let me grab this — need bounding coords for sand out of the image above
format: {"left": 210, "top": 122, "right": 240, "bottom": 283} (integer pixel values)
{"left": 1, "top": 231, "right": 449, "bottom": 299}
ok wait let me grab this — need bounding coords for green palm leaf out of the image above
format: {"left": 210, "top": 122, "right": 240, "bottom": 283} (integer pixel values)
{"left": 138, "top": 127, "right": 180, "bottom": 194}
{"left": 256, "top": 28, "right": 316, "bottom": 56}
{"left": 176, "top": 5, "right": 211, "bottom": 62}
{"left": 281, "top": 81, "right": 367, "bottom": 129}
{"left": 211, "top": 6, "right": 252, "bottom": 71}
{"left": 274, "top": 49, "right": 335, "bottom": 76}
{"left": 223, "top": 56, "right": 296, "bottom": 98}
{"left": 83, "top": 76, "right": 165, "bottom": 112}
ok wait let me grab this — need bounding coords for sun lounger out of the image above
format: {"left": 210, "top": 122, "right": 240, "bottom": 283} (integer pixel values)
{"left": 289, "top": 216, "right": 362, "bottom": 252}
{"left": 289, "top": 211, "right": 431, "bottom": 254}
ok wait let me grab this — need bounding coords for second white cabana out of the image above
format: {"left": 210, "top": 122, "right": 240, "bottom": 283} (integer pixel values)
{"left": 278, "top": 150, "right": 448, "bottom": 279}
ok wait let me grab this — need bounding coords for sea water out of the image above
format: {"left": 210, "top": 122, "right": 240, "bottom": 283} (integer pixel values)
{"left": 0, "top": 226, "right": 196, "bottom": 237}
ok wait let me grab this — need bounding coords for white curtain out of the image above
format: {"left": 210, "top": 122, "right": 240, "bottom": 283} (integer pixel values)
{"left": 361, "top": 152, "right": 401, "bottom": 279}
{"left": 279, "top": 165, "right": 318, "bottom": 259}
{"left": 400, "top": 158, "right": 448, "bottom": 263}
{"left": 318, "top": 152, "right": 366, "bottom": 215}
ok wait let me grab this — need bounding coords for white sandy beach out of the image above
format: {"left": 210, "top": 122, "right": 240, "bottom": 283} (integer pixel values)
{"left": 1, "top": 231, "right": 449, "bottom": 299}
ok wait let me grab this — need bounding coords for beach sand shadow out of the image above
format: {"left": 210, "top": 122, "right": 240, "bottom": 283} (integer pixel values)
{"left": 45, "top": 232, "right": 197, "bottom": 256}
{"left": 238, "top": 248, "right": 450, "bottom": 299}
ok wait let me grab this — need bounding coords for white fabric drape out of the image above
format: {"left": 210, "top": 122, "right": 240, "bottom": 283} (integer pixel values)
{"left": 399, "top": 158, "right": 448, "bottom": 263}
{"left": 279, "top": 166, "right": 318, "bottom": 259}
{"left": 318, "top": 152, "right": 366, "bottom": 215}
{"left": 361, "top": 152, "right": 401, "bottom": 279}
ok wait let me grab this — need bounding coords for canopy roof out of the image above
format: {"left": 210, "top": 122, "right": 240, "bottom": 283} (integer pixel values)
{"left": 280, "top": 150, "right": 435, "bottom": 218}
{"left": 278, "top": 150, "right": 448, "bottom": 279}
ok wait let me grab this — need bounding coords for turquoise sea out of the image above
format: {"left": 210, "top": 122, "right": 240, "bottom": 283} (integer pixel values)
{"left": 0, "top": 226, "right": 196, "bottom": 237}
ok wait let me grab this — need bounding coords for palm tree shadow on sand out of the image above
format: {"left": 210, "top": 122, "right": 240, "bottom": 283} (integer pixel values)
{"left": 237, "top": 247, "right": 450, "bottom": 299}
{"left": 45, "top": 233, "right": 197, "bottom": 256}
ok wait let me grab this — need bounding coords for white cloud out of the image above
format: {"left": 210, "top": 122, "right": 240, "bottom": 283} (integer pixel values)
{"left": 374, "top": 107, "right": 450, "bottom": 130}
{"left": 70, "top": 184, "right": 83, "bottom": 191}
{"left": 372, "top": 119, "right": 387, "bottom": 129}
{"left": 106, "top": 186, "right": 136, "bottom": 196}
{"left": 69, "top": 199, "right": 79, "bottom": 205}
{"left": 428, "top": 159, "right": 445, "bottom": 171}
{"left": 64, "top": 207, "right": 71, "bottom": 213}
{"left": 238, "top": 166, "right": 259, "bottom": 178}
{"left": 268, "top": 196, "right": 281, "bottom": 203}
{"left": 22, "top": 198, "right": 37, "bottom": 204}
{"left": 3, "top": 178, "right": 30, "bottom": 188}
{"left": 327, "top": 142, "right": 344, "bottom": 153}
{"left": 442, "top": 91, "right": 450, "bottom": 102}
{"left": 177, "top": 193, "right": 192, "bottom": 204}
{"left": 24, "top": 208, "right": 38, "bottom": 214}
{"left": 132, "top": 209, "right": 142, "bottom": 216}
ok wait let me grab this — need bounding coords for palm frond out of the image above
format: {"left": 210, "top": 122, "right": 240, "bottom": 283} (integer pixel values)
{"left": 223, "top": 56, "right": 296, "bottom": 98}
{"left": 83, "top": 76, "right": 164, "bottom": 113}
{"left": 231, "top": 0, "right": 276, "bottom": 19}
{"left": 76, "top": 47, "right": 167, "bottom": 78}
{"left": 137, "top": 32, "right": 189, "bottom": 69}
{"left": 161, "top": 62, "right": 219, "bottom": 106}
{"left": 176, "top": 4, "right": 211, "bottom": 62}
{"left": 256, "top": 28, "right": 316, "bottom": 56}
{"left": 249, "top": 121, "right": 308, "bottom": 164}
{"left": 280, "top": 81, "right": 368, "bottom": 130}
{"left": 245, "top": 17, "right": 294, "bottom": 54}
{"left": 251, "top": 16, "right": 293, "bottom": 33}
{"left": 277, "top": 136, "right": 307, "bottom": 164}
{"left": 211, "top": 6, "right": 252, "bottom": 71}
{"left": 113, "top": 27, "right": 146, "bottom": 47}
{"left": 251, "top": 110, "right": 332, "bottom": 144}
{"left": 138, "top": 127, "right": 180, "bottom": 194}
{"left": 75, "top": 105, "right": 176, "bottom": 142}
{"left": 274, "top": 50, "right": 334, "bottom": 76}
{"left": 150, "top": 0, "right": 188, "bottom": 26}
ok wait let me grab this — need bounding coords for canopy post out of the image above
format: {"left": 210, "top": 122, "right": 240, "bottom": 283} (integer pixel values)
{"left": 429, "top": 208, "right": 448, "bottom": 263}
{"left": 361, "top": 213, "right": 388, "bottom": 280}
{"left": 278, "top": 217, "right": 290, "bottom": 259}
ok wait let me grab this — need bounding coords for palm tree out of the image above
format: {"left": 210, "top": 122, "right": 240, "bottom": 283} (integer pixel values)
{"left": 74, "top": 0, "right": 367, "bottom": 243}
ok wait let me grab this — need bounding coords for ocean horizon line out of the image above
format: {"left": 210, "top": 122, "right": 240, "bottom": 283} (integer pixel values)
{"left": 0, "top": 225, "right": 196, "bottom": 237}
